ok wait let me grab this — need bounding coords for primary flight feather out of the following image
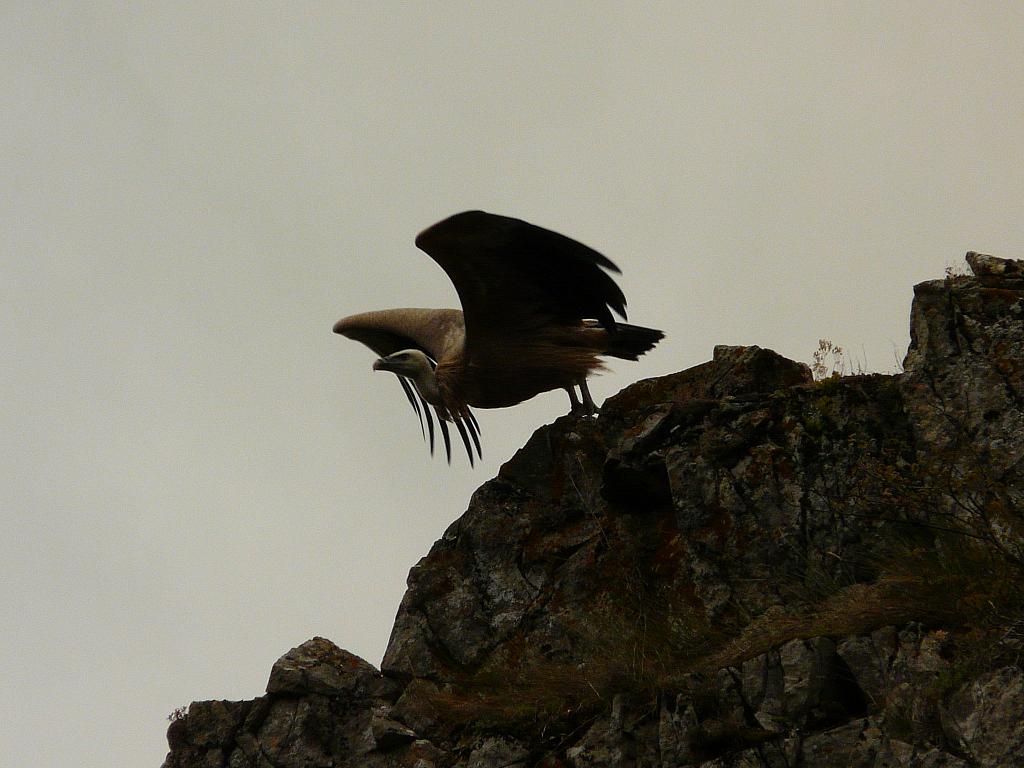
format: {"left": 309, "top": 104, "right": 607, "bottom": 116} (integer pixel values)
{"left": 333, "top": 211, "right": 664, "bottom": 465}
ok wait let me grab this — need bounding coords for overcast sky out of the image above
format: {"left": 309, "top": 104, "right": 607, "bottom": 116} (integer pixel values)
{"left": 2, "top": 3, "right": 1022, "bottom": 766}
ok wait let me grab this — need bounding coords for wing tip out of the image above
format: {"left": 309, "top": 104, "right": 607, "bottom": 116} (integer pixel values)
{"left": 415, "top": 210, "right": 490, "bottom": 251}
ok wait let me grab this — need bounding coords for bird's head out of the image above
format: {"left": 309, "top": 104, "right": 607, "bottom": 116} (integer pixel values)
{"left": 372, "top": 349, "right": 434, "bottom": 378}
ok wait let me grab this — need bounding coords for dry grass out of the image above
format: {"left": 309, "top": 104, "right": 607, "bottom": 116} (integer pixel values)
{"left": 416, "top": 533, "right": 1023, "bottom": 739}
{"left": 700, "top": 540, "right": 1019, "bottom": 674}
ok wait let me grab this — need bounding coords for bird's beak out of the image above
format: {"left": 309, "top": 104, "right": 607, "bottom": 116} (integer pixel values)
{"left": 372, "top": 358, "right": 387, "bottom": 372}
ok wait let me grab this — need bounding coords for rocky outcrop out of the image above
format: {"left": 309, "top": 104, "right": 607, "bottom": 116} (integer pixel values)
{"left": 162, "top": 253, "right": 1024, "bottom": 768}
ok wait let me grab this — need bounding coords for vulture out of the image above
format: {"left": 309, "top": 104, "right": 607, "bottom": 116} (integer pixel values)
{"left": 333, "top": 210, "right": 663, "bottom": 465}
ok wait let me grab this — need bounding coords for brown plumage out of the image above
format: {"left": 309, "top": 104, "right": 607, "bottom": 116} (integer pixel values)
{"left": 333, "top": 210, "right": 664, "bottom": 465}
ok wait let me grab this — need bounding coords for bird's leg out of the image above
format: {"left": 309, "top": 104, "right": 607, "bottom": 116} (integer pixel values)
{"left": 564, "top": 386, "right": 584, "bottom": 414}
{"left": 579, "top": 379, "right": 600, "bottom": 416}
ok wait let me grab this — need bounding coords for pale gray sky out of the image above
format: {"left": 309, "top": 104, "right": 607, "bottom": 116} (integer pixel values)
{"left": 1, "top": 2, "right": 1021, "bottom": 765}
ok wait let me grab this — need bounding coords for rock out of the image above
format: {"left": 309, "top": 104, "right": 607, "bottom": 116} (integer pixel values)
{"left": 778, "top": 637, "right": 837, "bottom": 725}
{"left": 161, "top": 699, "right": 251, "bottom": 766}
{"left": 941, "top": 666, "right": 1024, "bottom": 767}
{"left": 371, "top": 708, "right": 419, "bottom": 750}
{"left": 706, "top": 344, "right": 813, "bottom": 397}
{"left": 163, "top": 252, "right": 1024, "bottom": 768}
{"left": 799, "top": 717, "right": 884, "bottom": 768}
{"left": 566, "top": 695, "right": 631, "bottom": 768}
{"left": 902, "top": 254, "right": 1024, "bottom": 482}
{"left": 267, "top": 636, "right": 392, "bottom": 698}
{"left": 658, "top": 695, "right": 699, "bottom": 766}
{"left": 967, "top": 251, "right": 1024, "bottom": 287}
{"left": 836, "top": 629, "right": 897, "bottom": 709}
{"left": 917, "top": 749, "right": 970, "bottom": 767}
{"left": 461, "top": 736, "right": 529, "bottom": 768}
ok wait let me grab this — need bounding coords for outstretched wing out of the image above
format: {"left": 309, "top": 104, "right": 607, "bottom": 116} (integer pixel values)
{"left": 332, "top": 307, "right": 463, "bottom": 361}
{"left": 333, "top": 308, "right": 481, "bottom": 465}
{"left": 414, "top": 211, "right": 627, "bottom": 359}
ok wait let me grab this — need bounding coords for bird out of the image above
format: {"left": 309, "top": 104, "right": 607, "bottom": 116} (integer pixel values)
{"left": 333, "top": 210, "right": 664, "bottom": 465}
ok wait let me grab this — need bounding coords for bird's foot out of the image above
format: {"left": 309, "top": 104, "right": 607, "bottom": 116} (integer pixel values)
{"left": 569, "top": 402, "right": 600, "bottom": 418}
{"left": 579, "top": 381, "right": 601, "bottom": 417}
{"left": 567, "top": 383, "right": 601, "bottom": 417}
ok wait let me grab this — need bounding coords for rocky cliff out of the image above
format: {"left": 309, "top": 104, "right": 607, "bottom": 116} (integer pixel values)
{"left": 162, "top": 253, "right": 1024, "bottom": 768}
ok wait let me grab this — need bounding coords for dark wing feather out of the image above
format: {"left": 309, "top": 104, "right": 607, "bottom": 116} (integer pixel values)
{"left": 453, "top": 417, "right": 475, "bottom": 468}
{"left": 415, "top": 211, "right": 627, "bottom": 357}
{"left": 423, "top": 395, "right": 436, "bottom": 456}
{"left": 398, "top": 377, "right": 425, "bottom": 440}
{"left": 435, "top": 408, "right": 452, "bottom": 464}
{"left": 465, "top": 411, "right": 482, "bottom": 460}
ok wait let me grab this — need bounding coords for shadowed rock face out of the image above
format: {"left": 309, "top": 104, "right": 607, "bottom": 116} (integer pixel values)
{"left": 163, "top": 254, "right": 1024, "bottom": 768}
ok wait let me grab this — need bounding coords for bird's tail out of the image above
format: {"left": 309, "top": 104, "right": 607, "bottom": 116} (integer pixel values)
{"left": 602, "top": 322, "right": 665, "bottom": 361}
